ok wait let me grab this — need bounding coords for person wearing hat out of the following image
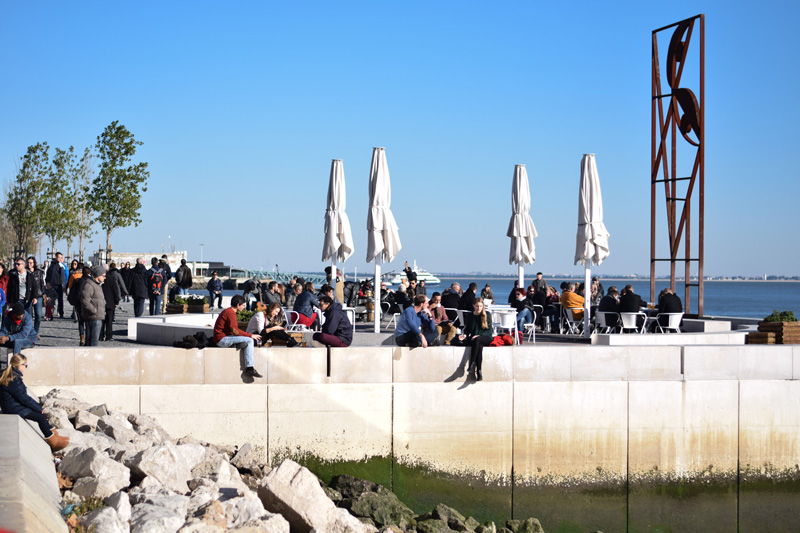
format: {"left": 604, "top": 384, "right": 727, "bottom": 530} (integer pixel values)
{"left": 0, "top": 302, "right": 37, "bottom": 353}
{"left": 532, "top": 272, "right": 548, "bottom": 295}
{"left": 80, "top": 265, "right": 107, "bottom": 346}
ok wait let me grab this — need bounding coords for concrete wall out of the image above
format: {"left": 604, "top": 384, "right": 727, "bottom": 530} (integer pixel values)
{"left": 0, "top": 416, "right": 68, "bottom": 533}
{"left": 22, "top": 343, "right": 800, "bottom": 531}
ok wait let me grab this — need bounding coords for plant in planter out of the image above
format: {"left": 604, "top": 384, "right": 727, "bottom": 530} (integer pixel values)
{"left": 186, "top": 295, "right": 209, "bottom": 313}
{"left": 236, "top": 309, "right": 255, "bottom": 330}
{"left": 167, "top": 296, "right": 189, "bottom": 314}
{"left": 757, "top": 310, "right": 800, "bottom": 344}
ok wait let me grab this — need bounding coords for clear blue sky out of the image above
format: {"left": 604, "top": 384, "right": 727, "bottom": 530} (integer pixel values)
{"left": 1, "top": 1, "right": 797, "bottom": 278}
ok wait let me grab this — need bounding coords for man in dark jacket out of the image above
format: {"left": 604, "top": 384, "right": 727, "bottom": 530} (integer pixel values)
{"left": 81, "top": 265, "right": 107, "bottom": 347}
{"left": 655, "top": 288, "right": 683, "bottom": 330}
{"left": 619, "top": 285, "right": 646, "bottom": 312}
{"left": 440, "top": 283, "right": 461, "bottom": 321}
{"left": 207, "top": 271, "right": 223, "bottom": 310}
{"left": 0, "top": 303, "right": 37, "bottom": 353}
{"left": 101, "top": 264, "right": 122, "bottom": 341}
{"left": 312, "top": 296, "right": 352, "bottom": 347}
{"left": 45, "top": 252, "right": 68, "bottom": 318}
{"left": 147, "top": 257, "right": 166, "bottom": 316}
{"left": 7, "top": 257, "right": 35, "bottom": 310}
{"left": 459, "top": 282, "right": 478, "bottom": 311}
{"left": 175, "top": 259, "right": 193, "bottom": 295}
{"left": 129, "top": 258, "right": 149, "bottom": 317}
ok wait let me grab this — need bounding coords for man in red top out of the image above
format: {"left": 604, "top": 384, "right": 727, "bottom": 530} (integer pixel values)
{"left": 213, "top": 294, "right": 263, "bottom": 378}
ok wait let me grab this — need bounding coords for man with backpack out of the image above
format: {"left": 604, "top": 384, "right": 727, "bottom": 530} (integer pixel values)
{"left": 175, "top": 259, "right": 193, "bottom": 296}
{"left": 146, "top": 257, "right": 165, "bottom": 316}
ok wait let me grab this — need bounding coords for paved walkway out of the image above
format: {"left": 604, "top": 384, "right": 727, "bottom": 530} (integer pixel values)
{"left": 34, "top": 299, "right": 139, "bottom": 348}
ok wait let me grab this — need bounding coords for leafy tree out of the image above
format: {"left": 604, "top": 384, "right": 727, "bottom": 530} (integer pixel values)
{"left": 89, "top": 121, "right": 149, "bottom": 254}
{"left": 64, "top": 147, "right": 95, "bottom": 261}
{"left": 4, "top": 142, "right": 50, "bottom": 255}
{"left": 40, "top": 146, "right": 75, "bottom": 254}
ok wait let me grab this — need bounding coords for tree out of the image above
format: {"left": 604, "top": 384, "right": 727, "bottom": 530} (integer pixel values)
{"left": 89, "top": 121, "right": 149, "bottom": 254}
{"left": 40, "top": 146, "right": 75, "bottom": 255}
{"left": 65, "top": 147, "right": 95, "bottom": 261}
{"left": 4, "top": 142, "right": 50, "bottom": 255}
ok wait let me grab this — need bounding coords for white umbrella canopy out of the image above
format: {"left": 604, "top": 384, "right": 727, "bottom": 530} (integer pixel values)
{"left": 574, "top": 154, "right": 610, "bottom": 266}
{"left": 366, "top": 147, "right": 402, "bottom": 264}
{"left": 506, "top": 164, "right": 538, "bottom": 287}
{"left": 321, "top": 159, "right": 354, "bottom": 263}
{"left": 574, "top": 153, "right": 610, "bottom": 337}
{"left": 367, "top": 147, "right": 401, "bottom": 333}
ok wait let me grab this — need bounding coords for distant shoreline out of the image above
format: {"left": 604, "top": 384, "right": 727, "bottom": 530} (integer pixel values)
{"left": 434, "top": 276, "right": 799, "bottom": 283}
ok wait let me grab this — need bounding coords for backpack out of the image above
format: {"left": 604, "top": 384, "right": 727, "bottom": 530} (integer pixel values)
{"left": 149, "top": 270, "right": 164, "bottom": 295}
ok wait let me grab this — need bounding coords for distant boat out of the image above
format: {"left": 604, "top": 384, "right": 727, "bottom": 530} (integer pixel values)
{"left": 387, "top": 260, "right": 441, "bottom": 285}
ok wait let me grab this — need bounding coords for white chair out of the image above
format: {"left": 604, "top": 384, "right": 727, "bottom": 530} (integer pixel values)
{"left": 444, "top": 308, "right": 460, "bottom": 328}
{"left": 456, "top": 310, "right": 471, "bottom": 333}
{"left": 285, "top": 309, "right": 307, "bottom": 332}
{"left": 655, "top": 312, "right": 683, "bottom": 333}
{"left": 491, "top": 308, "right": 518, "bottom": 343}
{"left": 596, "top": 311, "right": 620, "bottom": 334}
{"left": 523, "top": 310, "right": 538, "bottom": 343}
{"left": 619, "top": 312, "right": 647, "bottom": 334}
{"left": 343, "top": 306, "right": 357, "bottom": 336}
{"left": 562, "top": 308, "right": 583, "bottom": 335}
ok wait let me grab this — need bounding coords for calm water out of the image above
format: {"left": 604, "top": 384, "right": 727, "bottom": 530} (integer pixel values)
{"left": 417, "top": 278, "right": 799, "bottom": 319}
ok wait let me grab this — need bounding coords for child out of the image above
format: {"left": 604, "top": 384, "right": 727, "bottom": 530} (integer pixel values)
{"left": 0, "top": 354, "right": 70, "bottom": 452}
{"left": 43, "top": 286, "right": 57, "bottom": 321}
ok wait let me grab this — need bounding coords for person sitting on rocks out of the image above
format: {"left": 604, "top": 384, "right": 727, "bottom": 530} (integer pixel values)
{"left": 0, "top": 353, "right": 69, "bottom": 452}
{"left": 313, "top": 295, "right": 353, "bottom": 347}
{"left": 213, "top": 295, "right": 263, "bottom": 378}
{"left": 247, "top": 302, "right": 298, "bottom": 347}
{"left": 0, "top": 303, "right": 37, "bottom": 353}
{"left": 394, "top": 294, "right": 437, "bottom": 348}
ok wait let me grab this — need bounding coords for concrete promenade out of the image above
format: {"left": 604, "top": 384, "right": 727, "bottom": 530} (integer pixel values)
{"left": 19, "top": 340, "right": 800, "bottom": 531}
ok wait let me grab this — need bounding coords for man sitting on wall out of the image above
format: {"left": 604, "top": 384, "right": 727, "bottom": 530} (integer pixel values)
{"left": 394, "top": 294, "right": 437, "bottom": 348}
{"left": 213, "top": 294, "right": 263, "bottom": 379}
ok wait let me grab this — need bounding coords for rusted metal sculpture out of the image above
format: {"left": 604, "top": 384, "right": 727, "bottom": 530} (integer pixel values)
{"left": 651, "top": 14, "right": 705, "bottom": 315}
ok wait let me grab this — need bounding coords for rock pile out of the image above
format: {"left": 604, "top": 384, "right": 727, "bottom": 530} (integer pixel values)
{"left": 42, "top": 389, "right": 546, "bottom": 533}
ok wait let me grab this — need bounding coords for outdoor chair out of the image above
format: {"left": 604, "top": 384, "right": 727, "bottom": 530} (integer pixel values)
{"left": 380, "top": 302, "right": 400, "bottom": 329}
{"left": 619, "top": 312, "right": 647, "bottom": 334}
{"left": 455, "top": 310, "right": 471, "bottom": 334}
{"left": 491, "top": 308, "right": 518, "bottom": 344}
{"left": 524, "top": 310, "right": 538, "bottom": 343}
{"left": 285, "top": 310, "right": 308, "bottom": 332}
{"left": 562, "top": 308, "right": 583, "bottom": 335}
{"left": 596, "top": 311, "right": 620, "bottom": 334}
{"left": 655, "top": 312, "right": 683, "bottom": 333}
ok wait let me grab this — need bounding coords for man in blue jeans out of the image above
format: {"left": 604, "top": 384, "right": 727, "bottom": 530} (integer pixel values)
{"left": 146, "top": 257, "right": 165, "bottom": 316}
{"left": 213, "top": 295, "right": 264, "bottom": 378}
{"left": 0, "top": 303, "right": 37, "bottom": 353}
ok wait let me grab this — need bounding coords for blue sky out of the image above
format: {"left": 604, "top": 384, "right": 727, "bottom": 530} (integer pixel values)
{"left": 1, "top": 1, "right": 797, "bottom": 277}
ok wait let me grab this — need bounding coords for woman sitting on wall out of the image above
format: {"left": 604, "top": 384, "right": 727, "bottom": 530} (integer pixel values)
{"left": 451, "top": 297, "right": 493, "bottom": 382}
{"left": 312, "top": 295, "right": 352, "bottom": 347}
{"left": 0, "top": 354, "right": 70, "bottom": 452}
{"left": 246, "top": 302, "right": 298, "bottom": 347}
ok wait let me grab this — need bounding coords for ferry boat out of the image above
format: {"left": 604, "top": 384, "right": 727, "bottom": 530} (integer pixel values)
{"left": 387, "top": 260, "right": 441, "bottom": 285}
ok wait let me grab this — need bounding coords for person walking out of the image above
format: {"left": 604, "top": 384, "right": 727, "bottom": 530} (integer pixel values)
{"left": 26, "top": 256, "right": 45, "bottom": 336}
{"left": 45, "top": 252, "right": 68, "bottom": 318}
{"left": 80, "top": 265, "right": 107, "bottom": 347}
{"left": 129, "top": 259, "right": 148, "bottom": 318}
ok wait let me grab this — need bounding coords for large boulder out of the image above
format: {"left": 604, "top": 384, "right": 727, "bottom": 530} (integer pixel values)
{"left": 106, "top": 491, "right": 133, "bottom": 523}
{"left": 257, "top": 459, "right": 376, "bottom": 533}
{"left": 129, "top": 490, "right": 190, "bottom": 518}
{"left": 60, "top": 447, "right": 131, "bottom": 497}
{"left": 130, "top": 503, "right": 184, "bottom": 533}
{"left": 126, "top": 442, "right": 193, "bottom": 494}
{"left": 45, "top": 407, "right": 72, "bottom": 430}
{"left": 75, "top": 410, "right": 101, "bottom": 432}
{"left": 79, "top": 506, "right": 129, "bottom": 533}
{"left": 177, "top": 443, "right": 209, "bottom": 471}
{"left": 331, "top": 475, "right": 415, "bottom": 530}
{"left": 418, "top": 504, "right": 480, "bottom": 532}
{"left": 504, "top": 518, "right": 544, "bottom": 533}
{"left": 98, "top": 413, "right": 139, "bottom": 443}
{"left": 129, "top": 413, "right": 172, "bottom": 442}
{"left": 223, "top": 496, "right": 268, "bottom": 528}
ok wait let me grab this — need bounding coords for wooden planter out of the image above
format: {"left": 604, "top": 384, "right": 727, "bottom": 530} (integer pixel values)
{"left": 166, "top": 303, "right": 188, "bottom": 314}
{"left": 757, "top": 321, "right": 800, "bottom": 344}
{"left": 188, "top": 303, "right": 209, "bottom": 313}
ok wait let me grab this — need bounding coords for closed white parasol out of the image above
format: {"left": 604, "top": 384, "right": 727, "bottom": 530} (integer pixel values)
{"left": 321, "top": 159, "right": 354, "bottom": 282}
{"left": 507, "top": 164, "right": 538, "bottom": 289}
{"left": 574, "top": 153, "right": 610, "bottom": 337}
{"left": 366, "top": 147, "right": 401, "bottom": 332}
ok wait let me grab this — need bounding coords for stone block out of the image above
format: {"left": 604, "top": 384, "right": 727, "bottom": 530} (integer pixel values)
{"left": 682, "top": 345, "right": 739, "bottom": 380}
{"left": 21, "top": 348, "right": 75, "bottom": 387}
{"left": 628, "top": 381, "right": 738, "bottom": 532}
{"left": 269, "top": 384, "right": 392, "bottom": 464}
{"left": 204, "top": 347, "right": 269, "bottom": 384}
{"left": 75, "top": 348, "right": 140, "bottom": 385}
{"left": 392, "top": 346, "right": 458, "bottom": 383}
{"left": 795, "top": 345, "right": 800, "bottom": 380}
{"left": 268, "top": 348, "right": 327, "bottom": 384}
{"left": 513, "top": 381, "right": 627, "bottom": 533}
{"left": 393, "top": 382, "right": 513, "bottom": 524}
{"left": 329, "top": 346, "right": 392, "bottom": 383}
{"left": 738, "top": 345, "right": 793, "bottom": 379}
{"left": 513, "top": 346, "right": 571, "bottom": 381}
{"left": 140, "top": 347, "right": 205, "bottom": 384}
{"left": 481, "top": 346, "right": 514, "bottom": 382}
{"left": 569, "top": 346, "right": 681, "bottom": 381}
